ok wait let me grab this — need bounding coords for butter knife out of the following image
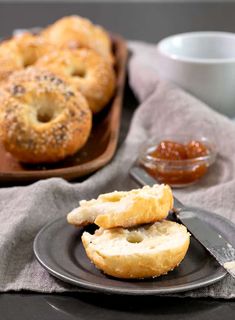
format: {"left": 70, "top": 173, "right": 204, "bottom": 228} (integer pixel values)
{"left": 130, "top": 165, "right": 235, "bottom": 278}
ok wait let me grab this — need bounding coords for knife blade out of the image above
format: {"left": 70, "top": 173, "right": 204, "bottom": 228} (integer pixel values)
{"left": 130, "top": 165, "right": 235, "bottom": 278}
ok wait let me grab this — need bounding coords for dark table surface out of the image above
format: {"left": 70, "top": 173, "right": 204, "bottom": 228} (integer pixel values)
{"left": 0, "top": 1, "right": 235, "bottom": 319}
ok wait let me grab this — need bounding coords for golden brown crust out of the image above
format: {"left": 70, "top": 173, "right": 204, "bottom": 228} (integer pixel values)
{"left": 0, "top": 68, "right": 92, "bottom": 163}
{"left": 96, "top": 184, "right": 173, "bottom": 228}
{"left": 41, "top": 15, "right": 114, "bottom": 64}
{"left": 67, "top": 184, "right": 173, "bottom": 228}
{"left": 0, "top": 32, "right": 53, "bottom": 82}
{"left": 82, "top": 221, "right": 190, "bottom": 279}
{"left": 36, "top": 48, "right": 116, "bottom": 113}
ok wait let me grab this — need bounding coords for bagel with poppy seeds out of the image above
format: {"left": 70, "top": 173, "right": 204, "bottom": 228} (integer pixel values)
{"left": 36, "top": 48, "right": 116, "bottom": 113}
{"left": 41, "top": 15, "right": 113, "bottom": 64}
{"left": 0, "top": 32, "right": 53, "bottom": 82}
{"left": 0, "top": 68, "right": 92, "bottom": 163}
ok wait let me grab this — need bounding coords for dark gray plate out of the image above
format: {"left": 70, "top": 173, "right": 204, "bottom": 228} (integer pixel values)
{"left": 33, "top": 210, "right": 230, "bottom": 295}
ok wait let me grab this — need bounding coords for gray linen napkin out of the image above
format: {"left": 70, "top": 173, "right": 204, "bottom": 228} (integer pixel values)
{"left": 0, "top": 41, "right": 235, "bottom": 298}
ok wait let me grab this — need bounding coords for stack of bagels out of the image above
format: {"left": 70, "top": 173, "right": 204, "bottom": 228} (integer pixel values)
{"left": 0, "top": 16, "right": 116, "bottom": 163}
{"left": 67, "top": 184, "right": 190, "bottom": 279}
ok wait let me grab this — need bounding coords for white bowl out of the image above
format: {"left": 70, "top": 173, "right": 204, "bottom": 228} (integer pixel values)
{"left": 156, "top": 32, "right": 235, "bottom": 117}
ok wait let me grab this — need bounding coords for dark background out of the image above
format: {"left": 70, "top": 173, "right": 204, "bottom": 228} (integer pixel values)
{"left": 1, "top": 1, "right": 235, "bottom": 42}
{"left": 0, "top": 1, "right": 235, "bottom": 319}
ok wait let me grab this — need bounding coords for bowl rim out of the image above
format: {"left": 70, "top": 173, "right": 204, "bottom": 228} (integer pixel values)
{"left": 157, "top": 31, "right": 235, "bottom": 64}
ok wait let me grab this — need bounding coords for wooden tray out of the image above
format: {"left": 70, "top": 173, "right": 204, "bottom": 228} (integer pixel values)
{"left": 0, "top": 34, "right": 128, "bottom": 182}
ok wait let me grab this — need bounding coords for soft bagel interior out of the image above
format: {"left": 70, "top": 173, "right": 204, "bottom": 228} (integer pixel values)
{"left": 82, "top": 220, "right": 190, "bottom": 279}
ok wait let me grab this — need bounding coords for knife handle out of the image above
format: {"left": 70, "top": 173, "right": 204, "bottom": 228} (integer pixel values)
{"left": 129, "top": 165, "right": 184, "bottom": 210}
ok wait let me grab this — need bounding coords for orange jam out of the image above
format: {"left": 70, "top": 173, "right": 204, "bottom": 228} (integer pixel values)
{"left": 143, "top": 140, "right": 210, "bottom": 186}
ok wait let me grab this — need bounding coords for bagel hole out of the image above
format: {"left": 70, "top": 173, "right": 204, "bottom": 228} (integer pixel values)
{"left": 127, "top": 232, "right": 143, "bottom": 243}
{"left": 23, "top": 60, "right": 33, "bottom": 68}
{"left": 23, "top": 57, "right": 37, "bottom": 68}
{"left": 71, "top": 68, "right": 86, "bottom": 78}
{"left": 37, "top": 107, "right": 54, "bottom": 123}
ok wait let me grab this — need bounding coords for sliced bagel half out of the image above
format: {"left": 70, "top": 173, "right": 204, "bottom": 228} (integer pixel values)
{"left": 67, "top": 184, "right": 173, "bottom": 229}
{"left": 82, "top": 220, "right": 190, "bottom": 279}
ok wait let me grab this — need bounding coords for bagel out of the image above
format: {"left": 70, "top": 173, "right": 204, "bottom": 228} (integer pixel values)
{"left": 0, "top": 32, "right": 53, "bottom": 82}
{"left": 82, "top": 220, "right": 190, "bottom": 279}
{"left": 36, "top": 48, "right": 116, "bottom": 113}
{"left": 41, "top": 16, "right": 114, "bottom": 64}
{"left": 0, "top": 68, "right": 92, "bottom": 163}
{"left": 67, "top": 184, "right": 173, "bottom": 228}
